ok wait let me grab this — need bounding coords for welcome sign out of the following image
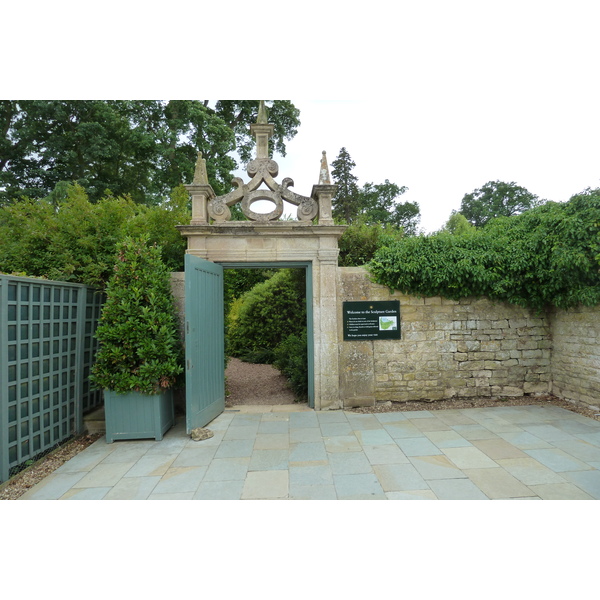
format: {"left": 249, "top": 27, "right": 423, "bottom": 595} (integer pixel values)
{"left": 342, "top": 301, "right": 401, "bottom": 340}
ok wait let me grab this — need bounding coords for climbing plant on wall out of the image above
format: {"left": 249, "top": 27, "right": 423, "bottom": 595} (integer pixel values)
{"left": 369, "top": 189, "right": 600, "bottom": 311}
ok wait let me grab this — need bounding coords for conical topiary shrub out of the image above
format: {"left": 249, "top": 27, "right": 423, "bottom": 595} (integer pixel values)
{"left": 91, "top": 235, "right": 184, "bottom": 441}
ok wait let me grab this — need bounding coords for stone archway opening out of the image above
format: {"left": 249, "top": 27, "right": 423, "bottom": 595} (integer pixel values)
{"left": 223, "top": 264, "right": 308, "bottom": 408}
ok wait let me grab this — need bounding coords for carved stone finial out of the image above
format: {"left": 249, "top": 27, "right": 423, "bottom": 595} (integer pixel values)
{"left": 257, "top": 100, "right": 268, "bottom": 124}
{"left": 319, "top": 151, "right": 331, "bottom": 185}
{"left": 193, "top": 152, "right": 209, "bottom": 185}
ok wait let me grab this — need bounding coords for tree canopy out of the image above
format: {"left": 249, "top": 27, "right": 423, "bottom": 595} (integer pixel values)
{"left": 0, "top": 100, "right": 300, "bottom": 205}
{"left": 330, "top": 147, "right": 420, "bottom": 233}
{"left": 369, "top": 188, "right": 600, "bottom": 311}
{"left": 459, "top": 180, "right": 540, "bottom": 227}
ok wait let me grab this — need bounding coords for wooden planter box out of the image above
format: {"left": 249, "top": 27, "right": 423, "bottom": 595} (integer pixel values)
{"left": 103, "top": 389, "right": 175, "bottom": 443}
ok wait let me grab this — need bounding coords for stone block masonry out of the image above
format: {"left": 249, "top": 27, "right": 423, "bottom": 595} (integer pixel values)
{"left": 550, "top": 305, "right": 600, "bottom": 409}
{"left": 338, "top": 268, "right": 567, "bottom": 408}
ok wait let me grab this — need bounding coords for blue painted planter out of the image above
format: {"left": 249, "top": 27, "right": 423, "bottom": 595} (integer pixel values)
{"left": 103, "top": 389, "right": 174, "bottom": 443}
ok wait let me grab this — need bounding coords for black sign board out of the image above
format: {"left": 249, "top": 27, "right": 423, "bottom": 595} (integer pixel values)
{"left": 343, "top": 300, "right": 401, "bottom": 340}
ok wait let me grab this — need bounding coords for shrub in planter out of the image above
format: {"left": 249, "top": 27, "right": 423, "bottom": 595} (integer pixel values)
{"left": 91, "top": 235, "right": 184, "bottom": 441}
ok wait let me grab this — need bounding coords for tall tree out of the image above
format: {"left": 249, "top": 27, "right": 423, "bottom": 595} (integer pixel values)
{"left": 331, "top": 147, "right": 360, "bottom": 223}
{"left": 358, "top": 179, "right": 419, "bottom": 234}
{"left": 0, "top": 100, "right": 301, "bottom": 205}
{"left": 331, "top": 147, "right": 419, "bottom": 232}
{"left": 460, "top": 180, "right": 540, "bottom": 227}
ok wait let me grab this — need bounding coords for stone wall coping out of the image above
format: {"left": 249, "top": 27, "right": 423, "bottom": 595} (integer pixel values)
{"left": 178, "top": 223, "right": 347, "bottom": 238}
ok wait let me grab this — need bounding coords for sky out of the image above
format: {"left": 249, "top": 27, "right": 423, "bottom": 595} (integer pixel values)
{"left": 268, "top": 93, "right": 600, "bottom": 232}
{"left": 6, "top": 3, "right": 600, "bottom": 233}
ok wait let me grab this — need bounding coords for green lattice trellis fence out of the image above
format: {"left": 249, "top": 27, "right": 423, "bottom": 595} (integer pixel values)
{"left": 0, "top": 275, "right": 104, "bottom": 483}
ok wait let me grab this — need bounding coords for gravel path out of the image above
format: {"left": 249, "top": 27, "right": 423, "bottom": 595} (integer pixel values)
{"left": 225, "top": 357, "right": 298, "bottom": 406}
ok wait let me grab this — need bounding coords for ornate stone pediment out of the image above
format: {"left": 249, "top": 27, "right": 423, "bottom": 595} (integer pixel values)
{"left": 186, "top": 101, "right": 334, "bottom": 225}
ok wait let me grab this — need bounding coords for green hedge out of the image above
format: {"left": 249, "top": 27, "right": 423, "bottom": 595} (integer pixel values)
{"left": 369, "top": 189, "right": 600, "bottom": 311}
{"left": 227, "top": 269, "right": 306, "bottom": 363}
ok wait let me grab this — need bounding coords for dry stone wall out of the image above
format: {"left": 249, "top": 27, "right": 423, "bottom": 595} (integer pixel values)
{"left": 338, "top": 267, "right": 554, "bottom": 407}
{"left": 551, "top": 305, "right": 600, "bottom": 409}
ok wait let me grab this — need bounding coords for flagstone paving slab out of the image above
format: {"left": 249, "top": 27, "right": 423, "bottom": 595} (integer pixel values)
{"left": 323, "top": 435, "right": 362, "bottom": 453}
{"left": 559, "top": 469, "right": 600, "bottom": 498}
{"left": 172, "top": 446, "right": 218, "bottom": 467}
{"left": 471, "top": 438, "right": 528, "bottom": 460}
{"left": 242, "top": 470, "right": 289, "bottom": 499}
{"left": 527, "top": 483, "right": 595, "bottom": 500}
{"left": 373, "top": 463, "right": 429, "bottom": 491}
{"left": 550, "top": 439, "right": 600, "bottom": 463}
{"left": 319, "top": 421, "right": 354, "bottom": 436}
{"left": 214, "top": 439, "right": 255, "bottom": 459}
{"left": 523, "top": 448, "right": 594, "bottom": 473}
{"left": 497, "top": 431, "right": 553, "bottom": 450}
{"left": 520, "top": 424, "right": 577, "bottom": 443}
{"left": 249, "top": 449, "right": 289, "bottom": 471}
{"left": 462, "top": 467, "right": 537, "bottom": 499}
{"left": 450, "top": 425, "right": 501, "bottom": 441}
{"left": 382, "top": 422, "right": 423, "bottom": 439}
{"left": 425, "top": 430, "right": 474, "bottom": 449}
{"left": 223, "top": 425, "right": 261, "bottom": 441}
{"left": 203, "top": 457, "right": 249, "bottom": 482}
{"left": 194, "top": 480, "right": 245, "bottom": 500}
{"left": 20, "top": 471, "right": 86, "bottom": 499}
{"left": 346, "top": 414, "right": 385, "bottom": 430}
{"left": 362, "top": 444, "right": 410, "bottom": 465}
{"left": 373, "top": 412, "right": 408, "bottom": 423}
{"left": 254, "top": 433, "right": 290, "bottom": 449}
{"left": 75, "top": 461, "right": 136, "bottom": 487}
{"left": 148, "top": 492, "right": 195, "bottom": 500}
{"left": 152, "top": 466, "right": 207, "bottom": 495}
{"left": 385, "top": 490, "right": 438, "bottom": 500}
{"left": 395, "top": 437, "right": 443, "bottom": 457}
{"left": 435, "top": 412, "right": 477, "bottom": 426}
{"left": 328, "top": 451, "right": 373, "bottom": 475}
{"left": 289, "top": 441, "right": 327, "bottom": 462}
{"left": 409, "top": 455, "right": 466, "bottom": 480}
{"left": 496, "top": 458, "right": 567, "bottom": 485}
{"left": 410, "top": 417, "right": 452, "bottom": 432}
{"left": 258, "top": 420, "right": 290, "bottom": 434}
{"left": 60, "top": 487, "right": 111, "bottom": 500}
{"left": 103, "top": 476, "right": 161, "bottom": 500}
{"left": 289, "top": 484, "right": 337, "bottom": 500}
{"left": 427, "top": 478, "right": 489, "bottom": 500}
{"left": 123, "top": 454, "right": 175, "bottom": 478}
{"left": 54, "top": 448, "right": 111, "bottom": 473}
{"left": 334, "top": 473, "right": 386, "bottom": 499}
{"left": 100, "top": 442, "right": 157, "bottom": 464}
{"left": 289, "top": 464, "right": 333, "bottom": 486}
{"left": 442, "top": 446, "right": 500, "bottom": 469}
{"left": 355, "top": 429, "right": 396, "bottom": 445}
{"left": 18, "top": 406, "right": 600, "bottom": 501}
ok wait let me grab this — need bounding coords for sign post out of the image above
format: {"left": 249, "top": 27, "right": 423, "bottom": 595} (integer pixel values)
{"left": 342, "top": 300, "right": 401, "bottom": 341}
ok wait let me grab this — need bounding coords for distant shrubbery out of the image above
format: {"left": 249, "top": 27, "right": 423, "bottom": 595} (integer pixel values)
{"left": 369, "top": 189, "right": 600, "bottom": 311}
{"left": 337, "top": 219, "right": 404, "bottom": 267}
{"left": 0, "top": 183, "right": 189, "bottom": 288}
{"left": 226, "top": 268, "right": 308, "bottom": 398}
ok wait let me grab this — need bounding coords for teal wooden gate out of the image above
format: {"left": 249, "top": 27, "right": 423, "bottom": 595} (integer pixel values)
{"left": 184, "top": 255, "right": 225, "bottom": 433}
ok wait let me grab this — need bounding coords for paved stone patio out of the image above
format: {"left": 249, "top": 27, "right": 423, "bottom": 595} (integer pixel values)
{"left": 20, "top": 404, "right": 600, "bottom": 500}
